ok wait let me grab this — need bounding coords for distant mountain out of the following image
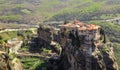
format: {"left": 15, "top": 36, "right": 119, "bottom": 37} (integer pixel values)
{"left": 0, "top": 0, "right": 120, "bottom": 23}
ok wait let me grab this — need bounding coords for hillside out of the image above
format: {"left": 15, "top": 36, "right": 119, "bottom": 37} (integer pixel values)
{"left": 0, "top": 0, "right": 120, "bottom": 70}
{"left": 0, "top": 0, "right": 120, "bottom": 24}
{"left": 50, "top": 0, "right": 120, "bottom": 21}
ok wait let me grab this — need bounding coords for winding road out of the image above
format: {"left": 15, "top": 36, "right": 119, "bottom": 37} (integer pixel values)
{"left": 0, "top": 28, "right": 37, "bottom": 33}
{"left": 16, "top": 52, "right": 50, "bottom": 59}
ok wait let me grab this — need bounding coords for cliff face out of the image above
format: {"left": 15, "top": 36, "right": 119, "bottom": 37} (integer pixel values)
{"left": 0, "top": 53, "right": 11, "bottom": 70}
{"left": 58, "top": 22, "right": 118, "bottom": 70}
{"left": 59, "top": 42, "right": 118, "bottom": 70}
{"left": 38, "top": 21, "right": 118, "bottom": 70}
{"left": 38, "top": 25, "right": 61, "bottom": 54}
{"left": 0, "top": 53, "right": 23, "bottom": 70}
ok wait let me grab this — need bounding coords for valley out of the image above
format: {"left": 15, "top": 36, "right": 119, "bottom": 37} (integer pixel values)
{"left": 0, "top": 0, "right": 120, "bottom": 70}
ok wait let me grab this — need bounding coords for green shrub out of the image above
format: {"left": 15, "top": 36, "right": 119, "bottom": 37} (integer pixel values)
{"left": 21, "top": 9, "right": 31, "bottom": 14}
{"left": 42, "top": 48, "right": 52, "bottom": 53}
{"left": 0, "top": 15, "right": 20, "bottom": 21}
{"left": 9, "top": 52, "right": 16, "bottom": 59}
{"left": 30, "top": 60, "right": 48, "bottom": 70}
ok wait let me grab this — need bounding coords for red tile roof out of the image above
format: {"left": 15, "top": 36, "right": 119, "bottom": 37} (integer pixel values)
{"left": 60, "top": 20, "right": 100, "bottom": 30}
{"left": 74, "top": 20, "right": 84, "bottom": 26}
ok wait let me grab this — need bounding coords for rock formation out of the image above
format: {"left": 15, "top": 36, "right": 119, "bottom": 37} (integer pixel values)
{"left": 58, "top": 20, "right": 118, "bottom": 70}
{"left": 0, "top": 37, "right": 24, "bottom": 70}
{"left": 0, "top": 53, "right": 11, "bottom": 70}
{"left": 0, "top": 52, "right": 23, "bottom": 70}
{"left": 38, "top": 24, "right": 61, "bottom": 54}
{"left": 38, "top": 20, "right": 118, "bottom": 70}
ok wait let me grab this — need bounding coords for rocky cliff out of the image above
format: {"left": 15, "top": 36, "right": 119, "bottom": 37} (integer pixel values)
{"left": 38, "top": 21, "right": 118, "bottom": 70}
{"left": 0, "top": 52, "right": 23, "bottom": 70}
{"left": 59, "top": 40, "right": 118, "bottom": 70}
{"left": 0, "top": 53, "right": 11, "bottom": 70}
{"left": 57, "top": 21, "right": 118, "bottom": 70}
{"left": 38, "top": 24, "right": 61, "bottom": 54}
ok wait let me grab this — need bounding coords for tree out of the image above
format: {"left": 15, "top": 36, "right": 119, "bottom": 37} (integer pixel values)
{"left": 0, "top": 36, "right": 3, "bottom": 40}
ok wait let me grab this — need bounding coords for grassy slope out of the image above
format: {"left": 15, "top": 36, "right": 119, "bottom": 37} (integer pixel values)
{"left": 45, "top": 0, "right": 120, "bottom": 21}
{"left": 0, "top": 0, "right": 120, "bottom": 23}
